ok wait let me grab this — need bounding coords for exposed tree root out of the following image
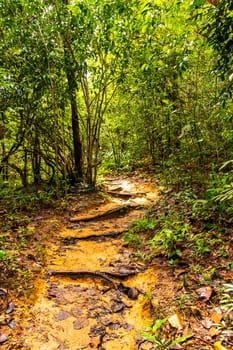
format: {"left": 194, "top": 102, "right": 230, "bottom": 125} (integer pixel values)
{"left": 70, "top": 204, "right": 139, "bottom": 223}
{"left": 106, "top": 191, "right": 145, "bottom": 199}
{"left": 47, "top": 269, "right": 140, "bottom": 280}
{"left": 62, "top": 230, "right": 127, "bottom": 245}
{"left": 47, "top": 270, "right": 140, "bottom": 299}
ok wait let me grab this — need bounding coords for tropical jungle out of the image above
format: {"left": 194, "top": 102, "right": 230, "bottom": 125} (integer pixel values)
{"left": 0, "top": 0, "right": 233, "bottom": 349}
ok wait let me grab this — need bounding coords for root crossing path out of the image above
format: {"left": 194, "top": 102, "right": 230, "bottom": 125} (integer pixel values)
{"left": 19, "top": 178, "right": 176, "bottom": 350}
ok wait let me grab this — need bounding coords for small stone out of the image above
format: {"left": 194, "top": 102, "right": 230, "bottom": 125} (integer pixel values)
{"left": 111, "top": 302, "right": 125, "bottom": 313}
{"left": 109, "top": 322, "right": 121, "bottom": 330}
{"left": 128, "top": 288, "right": 138, "bottom": 300}
{"left": 71, "top": 306, "right": 82, "bottom": 317}
{"left": 55, "top": 310, "right": 71, "bottom": 321}
{"left": 73, "top": 318, "right": 89, "bottom": 330}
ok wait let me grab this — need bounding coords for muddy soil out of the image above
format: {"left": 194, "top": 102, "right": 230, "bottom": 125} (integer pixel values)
{"left": 7, "top": 177, "right": 178, "bottom": 350}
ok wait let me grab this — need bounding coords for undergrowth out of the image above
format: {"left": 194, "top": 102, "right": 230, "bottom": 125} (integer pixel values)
{"left": 124, "top": 174, "right": 233, "bottom": 348}
{"left": 125, "top": 172, "right": 233, "bottom": 265}
{"left": 0, "top": 184, "right": 58, "bottom": 293}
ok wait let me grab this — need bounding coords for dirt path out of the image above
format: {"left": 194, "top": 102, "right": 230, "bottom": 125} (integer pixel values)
{"left": 13, "top": 178, "right": 178, "bottom": 349}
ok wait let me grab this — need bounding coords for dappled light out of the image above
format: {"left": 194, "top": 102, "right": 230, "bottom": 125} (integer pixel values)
{"left": 1, "top": 0, "right": 233, "bottom": 348}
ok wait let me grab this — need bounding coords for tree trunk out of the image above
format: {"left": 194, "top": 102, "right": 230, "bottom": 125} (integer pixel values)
{"left": 23, "top": 147, "right": 28, "bottom": 187}
{"left": 0, "top": 112, "right": 8, "bottom": 181}
{"left": 32, "top": 130, "right": 41, "bottom": 184}
{"left": 62, "top": 0, "right": 83, "bottom": 182}
{"left": 70, "top": 90, "right": 83, "bottom": 181}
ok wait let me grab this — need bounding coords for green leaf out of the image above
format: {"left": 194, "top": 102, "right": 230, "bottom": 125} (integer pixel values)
{"left": 219, "top": 160, "right": 233, "bottom": 171}
{"left": 152, "top": 318, "right": 168, "bottom": 333}
{"left": 0, "top": 250, "right": 6, "bottom": 260}
{"left": 169, "top": 334, "right": 193, "bottom": 347}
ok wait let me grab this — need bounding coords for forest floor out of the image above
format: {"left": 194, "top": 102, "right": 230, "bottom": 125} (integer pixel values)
{"left": 0, "top": 175, "right": 232, "bottom": 349}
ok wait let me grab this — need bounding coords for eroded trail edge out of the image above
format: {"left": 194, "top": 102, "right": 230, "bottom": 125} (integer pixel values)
{"left": 16, "top": 178, "right": 177, "bottom": 350}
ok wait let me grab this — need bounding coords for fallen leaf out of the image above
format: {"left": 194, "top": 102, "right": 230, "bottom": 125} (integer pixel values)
{"left": 140, "top": 341, "right": 156, "bottom": 350}
{"left": 196, "top": 286, "right": 213, "bottom": 301}
{"left": 229, "top": 311, "right": 233, "bottom": 321}
{"left": 201, "top": 318, "right": 212, "bottom": 329}
{"left": 213, "top": 341, "right": 228, "bottom": 350}
{"left": 208, "top": 326, "right": 219, "bottom": 337}
{"left": 0, "top": 333, "right": 7, "bottom": 343}
{"left": 0, "top": 288, "right": 7, "bottom": 296}
{"left": 168, "top": 312, "right": 183, "bottom": 330}
{"left": 171, "top": 344, "right": 182, "bottom": 349}
{"left": 8, "top": 319, "right": 16, "bottom": 329}
{"left": 211, "top": 310, "right": 222, "bottom": 324}
{"left": 150, "top": 297, "right": 159, "bottom": 309}
{"left": 219, "top": 271, "right": 233, "bottom": 280}
{"left": 174, "top": 268, "right": 188, "bottom": 277}
{"left": 6, "top": 301, "right": 14, "bottom": 314}
{"left": 182, "top": 325, "right": 193, "bottom": 336}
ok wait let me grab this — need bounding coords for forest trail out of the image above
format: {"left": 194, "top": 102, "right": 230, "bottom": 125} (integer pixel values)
{"left": 15, "top": 178, "right": 178, "bottom": 350}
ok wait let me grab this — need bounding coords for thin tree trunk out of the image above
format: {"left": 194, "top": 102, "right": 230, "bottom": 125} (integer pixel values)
{"left": 70, "top": 88, "right": 83, "bottom": 181}
{"left": 61, "top": 0, "right": 83, "bottom": 182}
{"left": 0, "top": 112, "right": 8, "bottom": 181}
{"left": 32, "top": 130, "right": 41, "bottom": 184}
{"left": 23, "top": 148, "right": 28, "bottom": 187}
{"left": 59, "top": 64, "right": 83, "bottom": 182}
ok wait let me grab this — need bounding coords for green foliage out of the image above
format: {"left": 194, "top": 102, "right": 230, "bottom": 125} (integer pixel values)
{"left": 129, "top": 218, "right": 156, "bottom": 232}
{"left": 193, "top": 234, "right": 211, "bottom": 255}
{"left": 99, "top": 0, "right": 233, "bottom": 190}
{"left": 218, "top": 283, "right": 233, "bottom": 334}
{"left": 0, "top": 249, "right": 16, "bottom": 277}
{"left": 192, "top": 198, "right": 216, "bottom": 221}
{"left": 201, "top": 266, "right": 216, "bottom": 281}
{"left": 142, "top": 317, "right": 192, "bottom": 349}
{"left": 190, "top": 0, "right": 233, "bottom": 95}
{"left": 191, "top": 167, "right": 233, "bottom": 223}
{"left": 221, "top": 283, "right": 233, "bottom": 315}
{"left": 124, "top": 217, "right": 156, "bottom": 248}
{"left": 215, "top": 184, "right": 233, "bottom": 203}
{"left": 123, "top": 232, "right": 141, "bottom": 248}
{"left": 143, "top": 292, "right": 153, "bottom": 301}
{"left": 126, "top": 185, "right": 228, "bottom": 263}
{"left": 148, "top": 218, "right": 190, "bottom": 263}
{"left": 0, "top": 185, "right": 55, "bottom": 217}
{"left": 214, "top": 162, "right": 233, "bottom": 203}
{"left": 0, "top": 250, "right": 6, "bottom": 260}
{"left": 1, "top": 0, "right": 146, "bottom": 188}
{"left": 1, "top": 0, "right": 233, "bottom": 198}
